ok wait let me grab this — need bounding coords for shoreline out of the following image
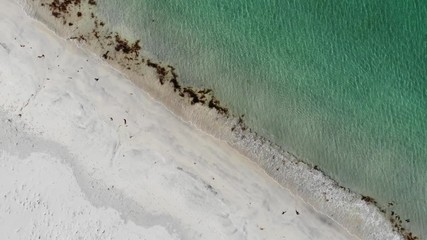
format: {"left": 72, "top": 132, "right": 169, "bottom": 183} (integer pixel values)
{"left": 15, "top": 0, "right": 417, "bottom": 239}
{"left": 1, "top": 0, "right": 358, "bottom": 239}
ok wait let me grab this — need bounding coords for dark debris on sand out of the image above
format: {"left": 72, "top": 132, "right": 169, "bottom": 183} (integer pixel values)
{"left": 48, "top": 0, "right": 81, "bottom": 18}
{"left": 44, "top": 0, "right": 234, "bottom": 120}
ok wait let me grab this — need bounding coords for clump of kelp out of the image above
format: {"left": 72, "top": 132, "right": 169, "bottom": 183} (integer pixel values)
{"left": 39, "top": 0, "right": 231, "bottom": 117}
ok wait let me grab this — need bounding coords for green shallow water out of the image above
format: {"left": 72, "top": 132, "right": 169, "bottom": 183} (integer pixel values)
{"left": 98, "top": 0, "right": 427, "bottom": 236}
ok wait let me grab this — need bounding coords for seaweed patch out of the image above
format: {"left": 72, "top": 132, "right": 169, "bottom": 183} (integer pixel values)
{"left": 42, "top": 0, "right": 234, "bottom": 116}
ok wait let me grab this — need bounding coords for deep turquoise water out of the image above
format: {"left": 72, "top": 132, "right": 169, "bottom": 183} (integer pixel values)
{"left": 98, "top": 0, "right": 427, "bottom": 236}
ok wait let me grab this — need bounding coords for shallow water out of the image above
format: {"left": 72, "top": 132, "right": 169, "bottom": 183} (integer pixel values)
{"left": 97, "top": 0, "right": 427, "bottom": 237}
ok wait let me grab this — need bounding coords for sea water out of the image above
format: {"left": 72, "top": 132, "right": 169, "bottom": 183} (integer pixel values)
{"left": 96, "top": 0, "right": 427, "bottom": 237}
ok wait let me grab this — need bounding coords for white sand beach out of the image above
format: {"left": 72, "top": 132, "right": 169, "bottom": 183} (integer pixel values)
{"left": 0, "top": 1, "right": 404, "bottom": 239}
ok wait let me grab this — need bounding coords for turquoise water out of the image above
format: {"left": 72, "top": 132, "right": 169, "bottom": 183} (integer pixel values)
{"left": 98, "top": 0, "right": 427, "bottom": 236}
